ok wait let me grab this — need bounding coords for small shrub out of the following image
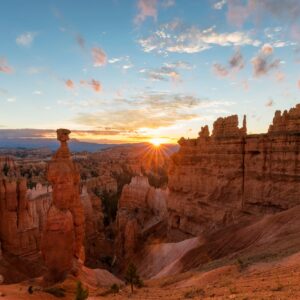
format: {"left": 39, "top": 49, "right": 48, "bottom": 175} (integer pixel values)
{"left": 236, "top": 258, "right": 247, "bottom": 271}
{"left": 184, "top": 288, "right": 205, "bottom": 298}
{"left": 75, "top": 281, "right": 89, "bottom": 300}
{"left": 135, "top": 277, "right": 144, "bottom": 288}
{"left": 271, "top": 283, "right": 283, "bottom": 292}
{"left": 110, "top": 283, "right": 120, "bottom": 293}
{"left": 28, "top": 286, "right": 34, "bottom": 294}
{"left": 97, "top": 284, "right": 120, "bottom": 297}
{"left": 44, "top": 287, "right": 66, "bottom": 298}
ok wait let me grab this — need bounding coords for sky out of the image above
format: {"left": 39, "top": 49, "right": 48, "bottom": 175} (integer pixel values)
{"left": 0, "top": 0, "right": 300, "bottom": 144}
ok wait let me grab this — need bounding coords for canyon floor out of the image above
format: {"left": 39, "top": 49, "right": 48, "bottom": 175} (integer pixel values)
{"left": 1, "top": 252, "right": 300, "bottom": 299}
{"left": 2, "top": 205, "right": 300, "bottom": 300}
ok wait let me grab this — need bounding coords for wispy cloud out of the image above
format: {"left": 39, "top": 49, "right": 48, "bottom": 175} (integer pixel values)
{"left": 227, "top": 0, "right": 300, "bottom": 27}
{"left": 140, "top": 65, "right": 180, "bottom": 82}
{"left": 76, "top": 34, "right": 85, "bottom": 50}
{"left": 65, "top": 79, "right": 75, "bottom": 89}
{"left": 109, "top": 57, "right": 123, "bottom": 64}
{"left": 16, "top": 32, "right": 37, "bottom": 47}
{"left": 251, "top": 44, "right": 281, "bottom": 77}
{"left": 74, "top": 91, "right": 233, "bottom": 131}
{"left": 7, "top": 97, "right": 16, "bottom": 103}
{"left": 33, "top": 90, "right": 43, "bottom": 95}
{"left": 275, "top": 71, "right": 285, "bottom": 82}
{"left": 164, "top": 61, "right": 194, "bottom": 69}
{"left": 140, "top": 60, "right": 193, "bottom": 82}
{"left": 213, "top": 0, "right": 227, "bottom": 10}
{"left": 213, "top": 64, "right": 229, "bottom": 77}
{"left": 162, "top": 0, "right": 175, "bottom": 8}
{"left": 92, "top": 47, "right": 107, "bottom": 67}
{"left": 135, "top": 0, "right": 158, "bottom": 24}
{"left": 265, "top": 98, "right": 274, "bottom": 107}
{"left": 213, "top": 49, "right": 244, "bottom": 77}
{"left": 90, "top": 79, "right": 101, "bottom": 92}
{"left": 138, "top": 21, "right": 260, "bottom": 54}
{"left": 80, "top": 79, "right": 102, "bottom": 92}
{"left": 0, "top": 58, "right": 13, "bottom": 74}
{"left": 0, "top": 129, "right": 123, "bottom": 139}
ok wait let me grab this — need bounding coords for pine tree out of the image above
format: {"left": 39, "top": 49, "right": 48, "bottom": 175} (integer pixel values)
{"left": 124, "top": 262, "right": 143, "bottom": 293}
{"left": 75, "top": 281, "right": 89, "bottom": 300}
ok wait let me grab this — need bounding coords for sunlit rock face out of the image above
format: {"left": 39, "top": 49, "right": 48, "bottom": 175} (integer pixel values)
{"left": 41, "top": 129, "right": 85, "bottom": 284}
{"left": 0, "top": 157, "right": 49, "bottom": 259}
{"left": 168, "top": 104, "right": 300, "bottom": 237}
{"left": 115, "top": 176, "right": 167, "bottom": 261}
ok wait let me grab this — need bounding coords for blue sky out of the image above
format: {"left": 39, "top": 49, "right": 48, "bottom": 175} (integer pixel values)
{"left": 0, "top": 0, "right": 299, "bottom": 143}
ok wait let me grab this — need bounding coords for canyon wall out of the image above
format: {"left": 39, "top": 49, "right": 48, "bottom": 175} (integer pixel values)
{"left": 115, "top": 176, "right": 167, "bottom": 262}
{"left": 0, "top": 157, "right": 51, "bottom": 259}
{"left": 0, "top": 155, "right": 106, "bottom": 280}
{"left": 168, "top": 104, "right": 300, "bottom": 236}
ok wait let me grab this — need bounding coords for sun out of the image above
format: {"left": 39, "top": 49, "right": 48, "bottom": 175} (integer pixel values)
{"left": 149, "top": 138, "right": 166, "bottom": 147}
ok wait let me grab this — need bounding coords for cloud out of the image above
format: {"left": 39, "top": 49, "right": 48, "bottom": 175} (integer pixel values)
{"left": 108, "top": 56, "right": 133, "bottom": 70}
{"left": 227, "top": 0, "right": 300, "bottom": 27}
{"left": 251, "top": 44, "right": 280, "bottom": 77}
{"left": 229, "top": 49, "right": 244, "bottom": 69}
{"left": 135, "top": 0, "right": 158, "bottom": 24}
{"left": 164, "top": 61, "right": 194, "bottom": 69}
{"left": 213, "top": 49, "right": 244, "bottom": 77}
{"left": 162, "top": 0, "right": 175, "bottom": 8}
{"left": 275, "top": 71, "right": 285, "bottom": 82}
{"left": 261, "top": 43, "right": 273, "bottom": 54}
{"left": 33, "top": 90, "right": 43, "bottom": 95}
{"left": 16, "top": 32, "right": 37, "bottom": 47}
{"left": 122, "top": 64, "right": 133, "bottom": 70}
{"left": 65, "top": 79, "right": 75, "bottom": 89}
{"left": 212, "top": 64, "right": 229, "bottom": 77}
{"left": 0, "top": 129, "right": 122, "bottom": 140}
{"left": 6, "top": 97, "right": 16, "bottom": 103}
{"left": 298, "top": 80, "right": 300, "bottom": 89}
{"left": 74, "top": 91, "right": 233, "bottom": 131}
{"left": 265, "top": 98, "right": 274, "bottom": 107}
{"left": 141, "top": 60, "right": 193, "bottom": 82}
{"left": 90, "top": 79, "right": 101, "bottom": 92}
{"left": 92, "top": 47, "right": 107, "bottom": 67}
{"left": 27, "top": 67, "right": 44, "bottom": 75}
{"left": 76, "top": 34, "right": 85, "bottom": 50}
{"left": 80, "top": 79, "right": 102, "bottom": 92}
{"left": 140, "top": 65, "right": 180, "bottom": 82}
{"left": 0, "top": 58, "right": 13, "bottom": 74}
{"left": 109, "top": 57, "right": 123, "bottom": 64}
{"left": 138, "top": 21, "right": 260, "bottom": 54}
{"left": 213, "top": 0, "right": 227, "bottom": 10}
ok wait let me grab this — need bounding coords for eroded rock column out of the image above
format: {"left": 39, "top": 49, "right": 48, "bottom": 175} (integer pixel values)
{"left": 41, "top": 129, "right": 85, "bottom": 284}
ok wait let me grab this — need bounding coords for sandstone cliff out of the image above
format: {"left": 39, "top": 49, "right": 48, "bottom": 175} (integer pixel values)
{"left": 0, "top": 158, "right": 50, "bottom": 258}
{"left": 115, "top": 176, "right": 167, "bottom": 261}
{"left": 168, "top": 104, "right": 300, "bottom": 237}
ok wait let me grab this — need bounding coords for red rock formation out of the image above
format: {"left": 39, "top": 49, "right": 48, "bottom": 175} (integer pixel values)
{"left": 115, "top": 176, "right": 167, "bottom": 261}
{"left": 80, "top": 185, "right": 109, "bottom": 267}
{"left": 0, "top": 158, "right": 43, "bottom": 258}
{"left": 268, "top": 104, "right": 300, "bottom": 134}
{"left": 41, "top": 129, "right": 85, "bottom": 284}
{"left": 168, "top": 104, "right": 300, "bottom": 237}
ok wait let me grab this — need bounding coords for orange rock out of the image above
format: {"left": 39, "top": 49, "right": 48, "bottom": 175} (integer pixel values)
{"left": 168, "top": 104, "right": 300, "bottom": 237}
{"left": 41, "top": 129, "right": 85, "bottom": 284}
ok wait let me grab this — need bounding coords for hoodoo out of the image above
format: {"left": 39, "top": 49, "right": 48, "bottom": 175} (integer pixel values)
{"left": 41, "top": 129, "right": 85, "bottom": 284}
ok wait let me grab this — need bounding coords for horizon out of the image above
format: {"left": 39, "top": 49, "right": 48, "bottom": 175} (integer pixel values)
{"left": 1, "top": 0, "right": 300, "bottom": 144}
